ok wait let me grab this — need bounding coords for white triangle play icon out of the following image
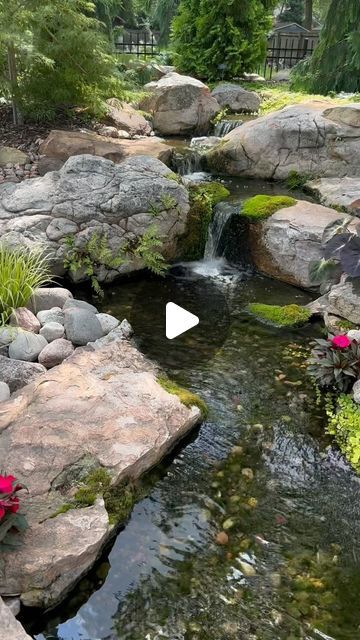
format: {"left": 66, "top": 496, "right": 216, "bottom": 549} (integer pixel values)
{"left": 166, "top": 302, "right": 199, "bottom": 340}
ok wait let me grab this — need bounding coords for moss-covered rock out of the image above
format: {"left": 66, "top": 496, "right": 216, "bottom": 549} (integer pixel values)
{"left": 157, "top": 375, "right": 208, "bottom": 418}
{"left": 178, "top": 182, "right": 230, "bottom": 260}
{"left": 326, "top": 394, "right": 360, "bottom": 473}
{"left": 241, "top": 195, "right": 297, "bottom": 221}
{"left": 247, "top": 303, "right": 311, "bottom": 327}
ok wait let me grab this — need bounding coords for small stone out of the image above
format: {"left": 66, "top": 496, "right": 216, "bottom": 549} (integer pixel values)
{"left": 38, "top": 338, "right": 74, "bottom": 369}
{"left": 9, "top": 331, "right": 48, "bottom": 362}
{"left": 64, "top": 308, "right": 103, "bottom": 346}
{"left": 241, "top": 468, "right": 254, "bottom": 481}
{"left": 63, "top": 298, "right": 98, "bottom": 314}
{"left": 98, "top": 125, "right": 120, "bottom": 138}
{"left": 222, "top": 518, "right": 235, "bottom": 530}
{"left": 28, "top": 287, "right": 73, "bottom": 313}
{"left": 352, "top": 380, "right": 360, "bottom": 404}
{"left": 96, "top": 313, "right": 120, "bottom": 335}
{"left": 270, "top": 573, "right": 282, "bottom": 587}
{"left": 0, "top": 326, "right": 19, "bottom": 346}
{"left": 40, "top": 322, "right": 65, "bottom": 342}
{"left": 215, "top": 531, "right": 229, "bottom": 545}
{"left": 231, "top": 445, "right": 243, "bottom": 455}
{"left": 0, "top": 355, "right": 46, "bottom": 392}
{"left": 37, "top": 307, "right": 65, "bottom": 326}
{"left": 237, "top": 560, "right": 256, "bottom": 576}
{"left": 119, "top": 318, "right": 133, "bottom": 338}
{"left": 10, "top": 307, "right": 41, "bottom": 333}
{"left": 118, "top": 130, "right": 131, "bottom": 139}
{"left": 347, "top": 329, "right": 360, "bottom": 342}
{"left": 0, "top": 381, "right": 10, "bottom": 402}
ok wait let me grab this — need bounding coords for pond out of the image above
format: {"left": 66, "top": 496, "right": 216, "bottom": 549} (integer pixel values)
{"left": 24, "top": 179, "right": 360, "bottom": 640}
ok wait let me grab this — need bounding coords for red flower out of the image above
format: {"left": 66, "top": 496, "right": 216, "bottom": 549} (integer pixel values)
{"left": 332, "top": 335, "right": 351, "bottom": 349}
{"left": 0, "top": 474, "right": 16, "bottom": 495}
{"left": 0, "top": 505, "right": 5, "bottom": 520}
{"left": 8, "top": 497, "right": 19, "bottom": 513}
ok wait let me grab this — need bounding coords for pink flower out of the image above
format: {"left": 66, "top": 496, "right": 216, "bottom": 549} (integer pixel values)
{"left": 332, "top": 335, "right": 351, "bottom": 349}
{"left": 0, "top": 475, "right": 16, "bottom": 495}
{"left": 0, "top": 505, "right": 5, "bottom": 520}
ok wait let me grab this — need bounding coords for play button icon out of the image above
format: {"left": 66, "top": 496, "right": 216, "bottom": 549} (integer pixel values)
{"left": 166, "top": 302, "right": 199, "bottom": 340}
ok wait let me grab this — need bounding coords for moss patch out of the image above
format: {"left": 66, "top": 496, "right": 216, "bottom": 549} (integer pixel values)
{"left": 241, "top": 195, "right": 297, "bottom": 221}
{"left": 247, "top": 303, "right": 311, "bottom": 328}
{"left": 178, "top": 182, "right": 230, "bottom": 260}
{"left": 285, "top": 170, "right": 311, "bottom": 191}
{"left": 157, "top": 375, "right": 208, "bottom": 419}
{"left": 165, "top": 171, "right": 182, "bottom": 184}
{"left": 326, "top": 394, "right": 360, "bottom": 473}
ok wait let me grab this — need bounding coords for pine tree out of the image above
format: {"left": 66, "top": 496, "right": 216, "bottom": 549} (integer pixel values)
{"left": 291, "top": 0, "right": 360, "bottom": 93}
{"left": 171, "top": 0, "right": 277, "bottom": 81}
{"left": 279, "top": 0, "right": 304, "bottom": 25}
{"left": 0, "top": 0, "right": 126, "bottom": 122}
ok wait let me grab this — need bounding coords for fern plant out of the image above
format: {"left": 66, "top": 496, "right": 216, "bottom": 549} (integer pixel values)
{"left": 63, "top": 232, "right": 128, "bottom": 296}
{"left": 0, "top": 245, "right": 51, "bottom": 325}
{"left": 133, "top": 225, "right": 168, "bottom": 276}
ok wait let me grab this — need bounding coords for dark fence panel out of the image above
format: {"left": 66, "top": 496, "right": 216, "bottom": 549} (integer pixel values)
{"left": 257, "top": 32, "right": 319, "bottom": 79}
{"left": 115, "top": 30, "right": 160, "bottom": 58}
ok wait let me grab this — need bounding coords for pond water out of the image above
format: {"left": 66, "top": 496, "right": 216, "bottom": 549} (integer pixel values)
{"left": 25, "top": 180, "right": 360, "bottom": 640}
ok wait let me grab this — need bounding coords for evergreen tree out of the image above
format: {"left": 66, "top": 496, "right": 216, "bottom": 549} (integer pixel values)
{"left": 171, "top": 0, "right": 277, "bottom": 81}
{"left": 279, "top": 0, "right": 304, "bottom": 25}
{"left": 0, "top": 0, "right": 125, "bottom": 122}
{"left": 291, "top": 0, "right": 360, "bottom": 93}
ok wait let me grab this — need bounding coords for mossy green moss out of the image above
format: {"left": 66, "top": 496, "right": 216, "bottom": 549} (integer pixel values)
{"left": 241, "top": 195, "right": 297, "bottom": 221}
{"left": 165, "top": 171, "right": 182, "bottom": 184}
{"left": 247, "top": 303, "right": 311, "bottom": 328}
{"left": 326, "top": 394, "right": 360, "bottom": 473}
{"left": 178, "top": 182, "right": 230, "bottom": 260}
{"left": 285, "top": 170, "right": 310, "bottom": 191}
{"left": 157, "top": 375, "right": 208, "bottom": 419}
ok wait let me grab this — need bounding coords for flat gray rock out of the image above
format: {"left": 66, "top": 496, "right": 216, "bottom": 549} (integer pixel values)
{"left": 8, "top": 331, "right": 48, "bottom": 362}
{"left": 40, "top": 322, "right": 65, "bottom": 342}
{"left": 0, "top": 381, "right": 10, "bottom": 402}
{"left": 96, "top": 313, "right": 119, "bottom": 335}
{"left": 0, "top": 355, "right": 46, "bottom": 392}
{"left": 305, "top": 176, "right": 360, "bottom": 216}
{"left": 38, "top": 338, "right": 74, "bottom": 368}
{"left": 63, "top": 298, "right": 98, "bottom": 314}
{"left": 328, "top": 280, "right": 360, "bottom": 324}
{"left": 212, "top": 83, "right": 260, "bottom": 113}
{"left": 64, "top": 308, "right": 103, "bottom": 346}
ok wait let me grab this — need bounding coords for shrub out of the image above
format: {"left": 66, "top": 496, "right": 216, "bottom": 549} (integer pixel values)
{"left": 0, "top": 245, "right": 51, "bottom": 324}
{"left": 133, "top": 225, "right": 169, "bottom": 276}
{"left": 0, "top": 474, "right": 28, "bottom": 552}
{"left": 326, "top": 394, "right": 360, "bottom": 472}
{"left": 241, "top": 195, "right": 297, "bottom": 221}
{"left": 307, "top": 334, "right": 360, "bottom": 392}
{"left": 247, "top": 303, "right": 311, "bottom": 327}
{"left": 178, "top": 182, "right": 230, "bottom": 260}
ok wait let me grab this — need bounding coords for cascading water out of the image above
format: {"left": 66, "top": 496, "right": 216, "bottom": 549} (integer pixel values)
{"left": 204, "top": 206, "right": 234, "bottom": 259}
{"left": 214, "top": 119, "right": 243, "bottom": 137}
{"left": 172, "top": 147, "right": 204, "bottom": 176}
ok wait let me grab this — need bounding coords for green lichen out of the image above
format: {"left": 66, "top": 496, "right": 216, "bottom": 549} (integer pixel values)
{"left": 241, "top": 195, "right": 297, "bottom": 221}
{"left": 285, "top": 170, "right": 311, "bottom": 191}
{"left": 247, "top": 303, "right": 311, "bottom": 328}
{"left": 178, "top": 182, "right": 230, "bottom": 260}
{"left": 157, "top": 375, "right": 208, "bottom": 419}
{"left": 326, "top": 394, "right": 360, "bottom": 473}
{"left": 165, "top": 171, "right": 182, "bottom": 184}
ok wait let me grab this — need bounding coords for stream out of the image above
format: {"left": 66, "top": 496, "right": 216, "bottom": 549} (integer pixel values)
{"left": 25, "top": 173, "right": 360, "bottom": 640}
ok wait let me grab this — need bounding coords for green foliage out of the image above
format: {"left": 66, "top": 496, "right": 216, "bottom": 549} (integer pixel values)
{"left": 247, "top": 303, "right": 311, "bottom": 327}
{"left": 157, "top": 375, "right": 208, "bottom": 418}
{"left": 171, "top": 0, "right": 277, "bottom": 81}
{"left": 133, "top": 225, "right": 168, "bottom": 275}
{"left": 63, "top": 232, "right": 127, "bottom": 297}
{"left": 241, "top": 195, "right": 297, "bottom": 221}
{"left": 307, "top": 336, "right": 360, "bottom": 392}
{"left": 178, "top": 182, "right": 230, "bottom": 260}
{"left": 290, "top": 0, "right": 360, "bottom": 94}
{"left": 0, "top": 245, "right": 51, "bottom": 325}
{"left": 74, "top": 467, "right": 112, "bottom": 506}
{"left": 285, "top": 170, "right": 311, "bottom": 190}
{"left": 326, "top": 394, "right": 360, "bottom": 472}
{"left": 278, "top": 0, "right": 304, "bottom": 25}
{"left": 0, "top": 0, "right": 128, "bottom": 121}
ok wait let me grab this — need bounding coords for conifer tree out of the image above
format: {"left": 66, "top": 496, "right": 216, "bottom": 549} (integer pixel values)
{"left": 171, "top": 0, "right": 277, "bottom": 81}
{"left": 279, "top": 0, "right": 304, "bottom": 26}
{"left": 291, "top": 0, "right": 360, "bottom": 93}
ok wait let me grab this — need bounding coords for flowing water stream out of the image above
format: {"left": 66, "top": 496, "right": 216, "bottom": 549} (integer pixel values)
{"left": 26, "top": 176, "right": 360, "bottom": 640}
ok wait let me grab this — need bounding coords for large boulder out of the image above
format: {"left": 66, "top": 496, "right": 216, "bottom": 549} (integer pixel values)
{"left": 140, "top": 72, "right": 220, "bottom": 136}
{"left": 28, "top": 287, "right": 73, "bottom": 313}
{"left": 0, "top": 334, "right": 202, "bottom": 607}
{"left": 39, "top": 130, "right": 172, "bottom": 166}
{"left": 64, "top": 307, "right": 103, "bottom": 345}
{"left": 305, "top": 176, "right": 360, "bottom": 217}
{"left": 247, "top": 200, "right": 355, "bottom": 289}
{"left": 105, "top": 99, "right": 152, "bottom": 136}
{"left": 0, "top": 154, "right": 190, "bottom": 282}
{"left": 207, "top": 103, "right": 360, "bottom": 179}
{"left": 211, "top": 84, "right": 260, "bottom": 113}
{"left": 328, "top": 280, "right": 360, "bottom": 324}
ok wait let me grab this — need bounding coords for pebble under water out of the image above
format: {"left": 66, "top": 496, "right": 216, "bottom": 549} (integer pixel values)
{"left": 28, "top": 265, "right": 360, "bottom": 640}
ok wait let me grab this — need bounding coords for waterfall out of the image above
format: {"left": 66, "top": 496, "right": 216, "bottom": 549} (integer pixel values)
{"left": 171, "top": 148, "right": 204, "bottom": 176}
{"left": 204, "top": 205, "right": 234, "bottom": 259}
{"left": 214, "top": 119, "right": 243, "bottom": 137}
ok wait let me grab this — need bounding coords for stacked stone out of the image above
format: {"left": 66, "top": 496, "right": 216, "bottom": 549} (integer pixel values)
{"left": 0, "top": 287, "right": 132, "bottom": 402}
{"left": 0, "top": 147, "right": 41, "bottom": 184}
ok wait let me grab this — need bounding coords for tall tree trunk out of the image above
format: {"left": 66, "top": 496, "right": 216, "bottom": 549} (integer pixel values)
{"left": 304, "top": 0, "right": 313, "bottom": 29}
{"left": 7, "top": 44, "right": 23, "bottom": 126}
